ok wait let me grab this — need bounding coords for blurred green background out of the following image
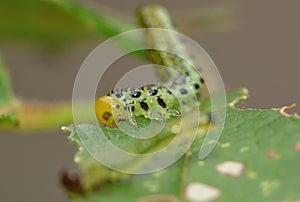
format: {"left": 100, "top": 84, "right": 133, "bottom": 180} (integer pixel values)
{"left": 0, "top": 0, "right": 299, "bottom": 201}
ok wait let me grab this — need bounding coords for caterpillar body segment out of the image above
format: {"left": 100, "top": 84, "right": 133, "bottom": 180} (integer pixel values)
{"left": 95, "top": 5, "right": 203, "bottom": 128}
{"left": 96, "top": 84, "right": 181, "bottom": 127}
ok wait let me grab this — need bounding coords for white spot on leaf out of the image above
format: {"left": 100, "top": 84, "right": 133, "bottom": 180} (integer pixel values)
{"left": 215, "top": 161, "right": 245, "bottom": 177}
{"left": 185, "top": 182, "right": 221, "bottom": 202}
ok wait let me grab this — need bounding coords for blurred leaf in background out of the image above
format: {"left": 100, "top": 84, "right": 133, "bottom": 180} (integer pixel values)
{"left": 0, "top": 0, "right": 96, "bottom": 47}
{"left": 0, "top": 55, "right": 19, "bottom": 127}
{"left": 0, "top": 56, "right": 13, "bottom": 106}
{"left": 0, "top": 0, "right": 235, "bottom": 48}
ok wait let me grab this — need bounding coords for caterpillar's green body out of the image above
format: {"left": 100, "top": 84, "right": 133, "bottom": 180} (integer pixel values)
{"left": 95, "top": 5, "right": 203, "bottom": 127}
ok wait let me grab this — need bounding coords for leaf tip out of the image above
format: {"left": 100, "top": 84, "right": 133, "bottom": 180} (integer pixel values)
{"left": 228, "top": 88, "right": 249, "bottom": 108}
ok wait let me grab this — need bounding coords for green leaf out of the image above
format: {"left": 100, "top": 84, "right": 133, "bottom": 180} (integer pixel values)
{"left": 52, "top": 1, "right": 237, "bottom": 60}
{"left": 51, "top": 0, "right": 145, "bottom": 57}
{"left": 186, "top": 106, "right": 300, "bottom": 202}
{"left": 0, "top": 0, "right": 236, "bottom": 52}
{"left": 0, "top": 0, "right": 98, "bottom": 46}
{"left": 63, "top": 89, "right": 300, "bottom": 201}
{"left": 0, "top": 55, "right": 19, "bottom": 128}
{"left": 0, "top": 0, "right": 141, "bottom": 48}
{"left": 0, "top": 112, "right": 19, "bottom": 127}
{"left": 51, "top": 0, "right": 135, "bottom": 39}
{"left": 62, "top": 115, "right": 181, "bottom": 191}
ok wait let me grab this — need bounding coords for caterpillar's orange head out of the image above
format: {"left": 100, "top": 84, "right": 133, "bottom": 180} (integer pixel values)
{"left": 95, "top": 96, "right": 125, "bottom": 127}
